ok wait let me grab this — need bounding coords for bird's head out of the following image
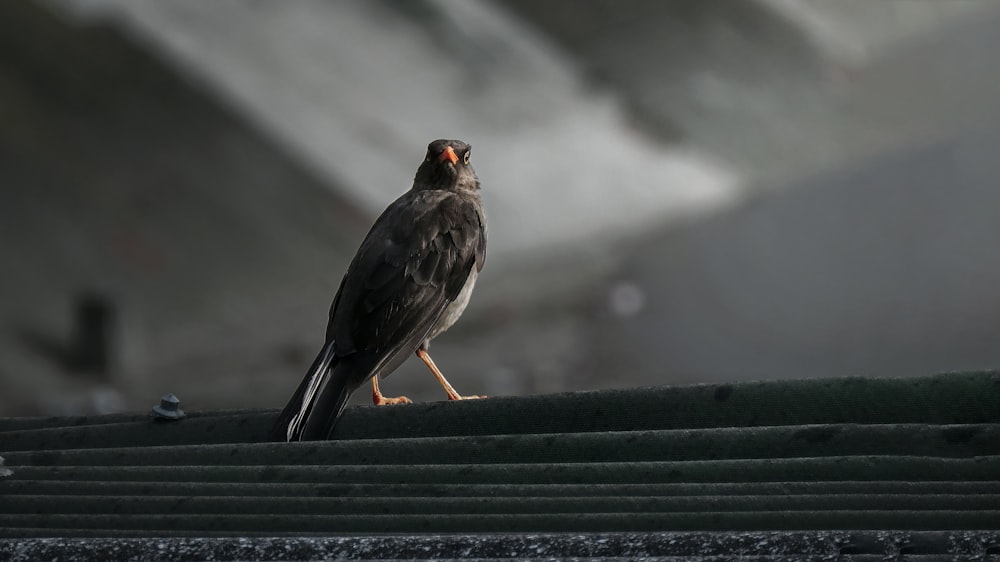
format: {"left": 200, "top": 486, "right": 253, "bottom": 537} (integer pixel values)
{"left": 413, "top": 139, "right": 479, "bottom": 192}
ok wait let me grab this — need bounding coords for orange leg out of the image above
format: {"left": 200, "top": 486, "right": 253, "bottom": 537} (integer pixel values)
{"left": 371, "top": 375, "right": 411, "bottom": 405}
{"left": 415, "top": 347, "right": 486, "bottom": 400}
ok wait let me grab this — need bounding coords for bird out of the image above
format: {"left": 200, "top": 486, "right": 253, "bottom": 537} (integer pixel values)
{"left": 274, "top": 139, "right": 487, "bottom": 441}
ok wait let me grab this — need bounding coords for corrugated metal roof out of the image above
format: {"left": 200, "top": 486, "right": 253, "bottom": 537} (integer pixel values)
{"left": 2, "top": 372, "right": 999, "bottom": 558}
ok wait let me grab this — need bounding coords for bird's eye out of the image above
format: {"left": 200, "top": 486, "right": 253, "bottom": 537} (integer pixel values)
{"left": 463, "top": 151, "right": 471, "bottom": 165}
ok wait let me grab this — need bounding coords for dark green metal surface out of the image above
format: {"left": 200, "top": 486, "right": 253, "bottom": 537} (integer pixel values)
{"left": 1, "top": 372, "right": 999, "bottom": 539}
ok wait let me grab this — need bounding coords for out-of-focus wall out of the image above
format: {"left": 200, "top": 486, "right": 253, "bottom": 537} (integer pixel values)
{"left": 2, "top": 0, "right": 997, "bottom": 415}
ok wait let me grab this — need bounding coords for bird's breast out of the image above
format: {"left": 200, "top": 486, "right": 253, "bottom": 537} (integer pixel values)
{"left": 427, "top": 267, "right": 478, "bottom": 341}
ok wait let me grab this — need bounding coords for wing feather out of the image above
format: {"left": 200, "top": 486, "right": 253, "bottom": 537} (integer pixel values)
{"left": 326, "top": 190, "right": 485, "bottom": 380}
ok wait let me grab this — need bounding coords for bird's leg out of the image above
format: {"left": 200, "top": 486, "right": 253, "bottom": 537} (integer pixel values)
{"left": 371, "top": 375, "right": 412, "bottom": 405}
{"left": 415, "top": 347, "right": 486, "bottom": 400}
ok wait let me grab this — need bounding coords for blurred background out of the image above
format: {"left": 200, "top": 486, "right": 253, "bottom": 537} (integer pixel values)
{"left": 2, "top": 0, "right": 999, "bottom": 416}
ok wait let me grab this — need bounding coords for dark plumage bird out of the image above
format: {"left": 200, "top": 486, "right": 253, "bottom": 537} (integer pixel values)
{"left": 274, "top": 139, "right": 487, "bottom": 441}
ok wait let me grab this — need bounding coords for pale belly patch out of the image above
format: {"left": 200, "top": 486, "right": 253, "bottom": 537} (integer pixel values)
{"left": 427, "top": 268, "right": 478, "bottom": 341}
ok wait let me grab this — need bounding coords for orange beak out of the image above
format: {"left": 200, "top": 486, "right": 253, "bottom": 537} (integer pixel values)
{"left": 439, "top": 145, "right": 459, "bottom": 165}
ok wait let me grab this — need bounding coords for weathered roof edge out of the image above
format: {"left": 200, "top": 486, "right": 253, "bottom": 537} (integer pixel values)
{"left": 2, "top": 531, "right": 999, "bottom": 560}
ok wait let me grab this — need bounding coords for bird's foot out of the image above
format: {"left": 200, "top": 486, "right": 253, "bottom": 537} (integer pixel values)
{"left": 447, "top": 394, "right": 488, "bottom": 401}
{"left": 373, "top": 393, "right": 412, "bottom": 406}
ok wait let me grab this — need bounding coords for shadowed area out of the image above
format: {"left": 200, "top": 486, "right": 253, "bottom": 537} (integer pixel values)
{"left": 1, "top": 372, "right": 998, "bottom": 547}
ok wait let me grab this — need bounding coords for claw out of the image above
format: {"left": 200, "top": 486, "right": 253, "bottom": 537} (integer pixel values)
{"left": 371, "top": 376, "right": 412, "bottom": 405}
{"left": 373, "top": 393, "right": 412, "bottom": 406}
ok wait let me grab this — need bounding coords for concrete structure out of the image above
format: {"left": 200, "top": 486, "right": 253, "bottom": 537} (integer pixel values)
{"left": 1, "top": 0, "right": 998, "bottom": 415}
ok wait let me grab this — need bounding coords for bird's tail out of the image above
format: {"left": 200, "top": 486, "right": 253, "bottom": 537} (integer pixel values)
{"left": 272, "top": 340, "right": 340, "bottom": 441}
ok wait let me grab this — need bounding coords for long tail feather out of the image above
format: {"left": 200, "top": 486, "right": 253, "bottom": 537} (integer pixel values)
{"left": 272, "top": 340, "right": 337, "bottom": 441}
{"left": 299, "top": 364, "right": 355, "bottom": 440}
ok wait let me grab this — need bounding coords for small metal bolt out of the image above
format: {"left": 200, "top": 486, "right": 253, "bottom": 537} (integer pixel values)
{"left": 152, "top": 393, "right": 186, "bottom": 420}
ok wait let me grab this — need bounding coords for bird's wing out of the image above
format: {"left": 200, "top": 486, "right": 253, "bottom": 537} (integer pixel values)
{"left": 327, "top": 189, "right": 485, "bottom": 378}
